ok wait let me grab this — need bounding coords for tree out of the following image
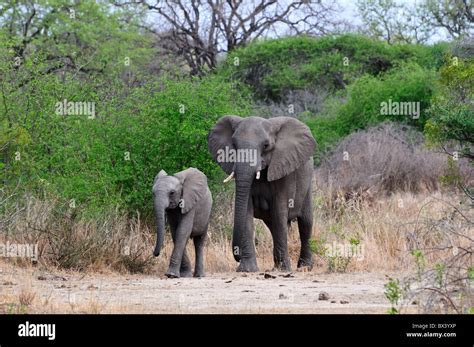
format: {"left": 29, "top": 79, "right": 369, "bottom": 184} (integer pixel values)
{"left": 114, "top": 0, "right": 340, "bottom": 76}
{"left": 425, "top": 54, "right": 474, "bottom": 161}
{"left": 357, "top": 0, "right": 474, "bottom": 44}
{"left": 356, "top": 0, "right": 435, "bottom": 44}
{"left": 0, "top": 0, "right": 154, "bottom": 87}
{"left": 423, "top": 0, "right": 473, "bottom": 39}
{"left": 0, "top": 0, "right": 154, "bottom": 191}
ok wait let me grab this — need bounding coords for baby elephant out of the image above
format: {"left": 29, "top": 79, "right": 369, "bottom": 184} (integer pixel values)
{"left": 152, "top": 168, "right": 212, "bottom": 278}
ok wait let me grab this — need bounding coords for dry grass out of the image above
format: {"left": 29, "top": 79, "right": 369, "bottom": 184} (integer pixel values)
{"left": 316, "top": 122, "right": 472, "bottom": 198}
{"left": 2, "top": 125, "right": 471, "bottom": 313}
{"left": 18, "top": 287, "right": 36, "bottom": 307}
{"left": 1, "top": 187, "right": 471, "bottom": 314}
{"left": 138, "top": 190, "right": 463, "bottom": 274}
{"left": 0, "top": 195, "right": 156, "bottom": 273}
{"left": 314, "top": 189, "right": 471, "bottom": 271}
{"left": 1, "top": 189, "right": 471, "bottom": 275}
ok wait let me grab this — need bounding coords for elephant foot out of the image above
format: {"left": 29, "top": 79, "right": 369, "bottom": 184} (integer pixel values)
{"left": 193, "top": 271, "right": 205, "bottom": 278}
{"left": 272, "top": 263, "right": 292, "bottom": 272}
{"left": 297, "top": 257, "right": 313, "bottom": 270}
{"left": 236, "top": 259, "right": 259, "bottom": 273}
{"left": 165, "top": 268, "right": 180, "bottom": 278}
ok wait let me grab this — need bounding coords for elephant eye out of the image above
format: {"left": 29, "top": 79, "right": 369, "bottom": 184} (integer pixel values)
{"left": 169, "top": 190, "right": 175, "bottom": 196}
{"left": 263, "top": 141, "right": 270, "bottom": 151}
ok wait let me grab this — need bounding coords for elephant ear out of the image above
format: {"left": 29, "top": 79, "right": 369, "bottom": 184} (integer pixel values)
{"left": 153, "top": 170, "right": 167, "bottom": 185}
{"left": 208, "top": 115, "right": 242, "bottom": 174}
{"left": 267, "top": 117, "right": 316, "bottom": 181}
{"left": 174, "top": 168, "right": 208, "bottom": 214}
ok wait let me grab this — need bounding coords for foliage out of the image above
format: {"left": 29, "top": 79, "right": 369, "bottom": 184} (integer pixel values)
{"left": 100, "top": 75, "right": 250, "bottom": 212}
{"left": 0, "top": 1, "right": 468, "bottom": 219}
{"left": 425, "top": 55, "right": 474, "bottom": 160}
{"left": 2, "top": 73, "right": 249, "bottom": 216}
{"left": 218, "top": 34, "right": 447, "bottom": 161}
{"left": 217, "top": 34, "right": 447, "bottom": 102}
{"left": 357, "top": 0, "right": 435, "bottom": 44}
{"left": 384, "top": 276, "right": 402, "bottom": 314}
{"left": 357, "top": 0, "right": 474, "bottom": 43}
{"left": 307, "top": 62, "right": 437, "bottom": 157}
{"left": 0, "top": 2, "right": 250, "bottom": 216}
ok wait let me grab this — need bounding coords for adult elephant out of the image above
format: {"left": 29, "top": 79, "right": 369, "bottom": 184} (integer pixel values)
{"left": 208, "top": 116, "right": 316, "bottom": 272}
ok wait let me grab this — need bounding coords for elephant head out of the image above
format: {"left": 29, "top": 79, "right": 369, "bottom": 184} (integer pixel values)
{"left": 208, "top": 116, "right": 316, "bottom": 262}
{"left": 151, "top": 168, "right": 208, "bottom": 257}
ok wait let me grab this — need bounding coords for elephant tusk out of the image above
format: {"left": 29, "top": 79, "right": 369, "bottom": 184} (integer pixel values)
{"left": 223, "top": 172, "right": 234, "bottom": 183}
{"left": 256, "top": 171, "right": 260, "bottom": 180}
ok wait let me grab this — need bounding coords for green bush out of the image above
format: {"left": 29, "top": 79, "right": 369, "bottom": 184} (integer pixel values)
{"left": 1, "top": 0, "right": 156, "bottom": 214}
{"left": 336, "top": 62, "right": 436, "bottom": 130}
{"left": 306, "top": 62, "right": 437, "bottom": 159}
{"left": 217, "top": 34, "right": 445, "bottom": 163}
{"left": 0, "top": 2, "right": 251, "bottom": 216}
{"left": 425, "top": 56, "right": 474, "bottom": 159}
{"left": 218, "top": 34, "right": 447, "bottom": 101}
{"left": 102, "top": 75, "right": 251, "bottom": 212}
{"left": 3, "top": 77, "right": 250, "bottom": 218}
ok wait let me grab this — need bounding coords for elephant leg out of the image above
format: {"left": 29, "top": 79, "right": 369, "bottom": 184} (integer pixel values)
{"left": 180, "top": 249, "right": 193, "bottom": 277}
{"left": 265, "top": 220, "right": 289, "bottom": 272}
{"left": 193, "top": 233, "right": 206, "bottom": 277}
{"left": 236, "top": 196, "right": 259, "bottom": 273}
{"left": 271, "top": 208, "right": 291, "bottom": 272}
{"left": 297, "top": 193, "right": 313, "bottom": 269}
{"left": 166, "top": 212, "right": 194, "bottom": 278}
{"left": 169, "top": 219, "right": 192, "bottom": 277}
{"left": 272, "top": 233, "right": 291, "bottom": 272}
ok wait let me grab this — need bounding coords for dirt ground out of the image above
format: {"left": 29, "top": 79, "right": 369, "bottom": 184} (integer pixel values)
{"left": 0, "top": 264, "right": 396, "bottom": 313}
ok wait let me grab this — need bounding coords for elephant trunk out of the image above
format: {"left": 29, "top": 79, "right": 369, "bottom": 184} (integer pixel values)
{"left": 232, "top": 164, "right": 255, "bottom": 262}
{"left": 153, "top": 198, "right": 167, "bottom": 257}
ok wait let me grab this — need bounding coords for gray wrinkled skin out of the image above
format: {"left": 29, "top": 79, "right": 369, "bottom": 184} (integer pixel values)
{"left": 152, "top": 168, "right": 212, "bottom": 278}
{"left": 209, "top": 116, "right": 316, "bottom": 273}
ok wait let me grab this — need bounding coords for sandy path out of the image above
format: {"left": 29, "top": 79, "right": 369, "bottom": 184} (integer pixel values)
{"left": 0, "top": 265, "right": 393, "bottom": 313}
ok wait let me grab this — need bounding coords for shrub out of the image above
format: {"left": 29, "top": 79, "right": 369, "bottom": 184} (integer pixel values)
{"left": 306, "top": 62, "right": 437, "bottom": 159}
{"left": 252, "top": 88, "right": 330, "bottom": 121}
{"left": 334, "top": 62, "right": 437, "bottom": 131}
{"left": 396, "top": 195, "right": 473, "bottom": 313}
{"left": 425, "top": 55, "right": 474, "bottom": 160}
{"left": 100, "top": 75, "right": 251, "bottom": 213}
{"left": 2, "top": 74, "right": 251, "bottom": 216}
{"left": 218, "top": 34, "right": 447, "bottom": 101}
{"left": 316, "top": 122, "right": 450, "bottom": 196}
{"left": 0, "top": 193, "right": 156, "bottom": 272}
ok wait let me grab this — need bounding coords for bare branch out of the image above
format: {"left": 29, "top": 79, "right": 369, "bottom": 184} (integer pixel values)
{"left": 114, "top": 0, "right": 339, "bottom": 75}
